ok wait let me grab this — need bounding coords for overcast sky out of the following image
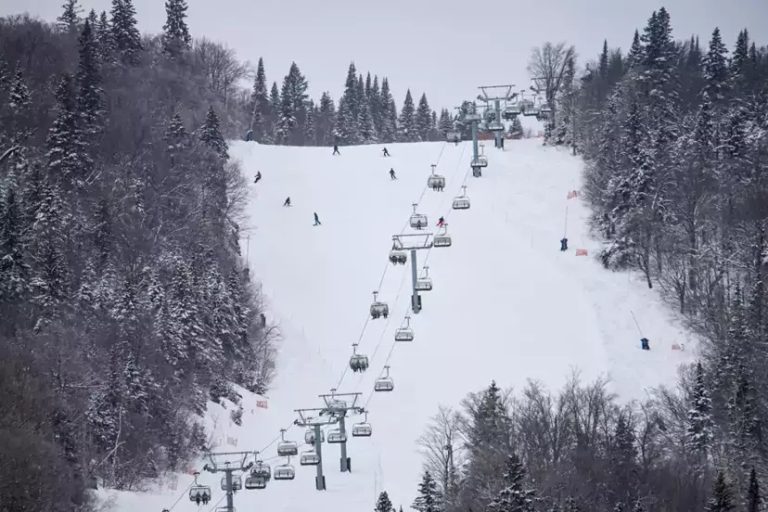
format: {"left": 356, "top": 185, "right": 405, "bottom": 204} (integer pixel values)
{"left": 3, "top": 0, "right": 767, "bottom": 110}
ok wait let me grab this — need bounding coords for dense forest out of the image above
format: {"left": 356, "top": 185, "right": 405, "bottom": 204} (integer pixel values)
{"left": 405, "top": 8, "right": 768, "bottom": 512}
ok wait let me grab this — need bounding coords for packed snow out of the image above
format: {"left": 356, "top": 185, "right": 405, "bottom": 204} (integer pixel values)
{"left": 101, "top": 138, "right": 698, "bottom": 512}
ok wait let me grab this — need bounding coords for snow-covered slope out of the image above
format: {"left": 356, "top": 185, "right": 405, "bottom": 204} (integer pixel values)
{"left": 103, "top": 138, "right": 697, "bottom": 512}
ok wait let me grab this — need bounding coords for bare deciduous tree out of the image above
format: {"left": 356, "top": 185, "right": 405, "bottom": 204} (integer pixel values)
{"left": 527, "top": 42, "right": 576, "bottom": 131}
{"left": 418, "top": 406, "right": 465, "bottom": 506}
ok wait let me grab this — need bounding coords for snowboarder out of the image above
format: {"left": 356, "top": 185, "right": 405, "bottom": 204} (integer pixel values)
{"left": 437, "top": 216, "right": 445, "bottom": 228}
{"left": 641, "top": 337, "right": 650, "bottom": 350}
{"left": 245, "top": 129, "right": 254, "bottom": 141}
{"left": 283, "top": 197, "right": 291, "bottom": 207}
{"left": 254, "top": 171, "right": 262, "bottom": 184}
{"left": 332, "top": 144, "right": 340, "bottom": 155}
{"left": 389, "top": 168, "right": 397, "bottom": 180}
{"left": 382, "top": 147, "right": 390, "bottom": 157}
{"left": 313, "top": 212, "right": 321, "bottom": 226}
{"left": 560, "top": 237, "right": 568, "bottom": 251}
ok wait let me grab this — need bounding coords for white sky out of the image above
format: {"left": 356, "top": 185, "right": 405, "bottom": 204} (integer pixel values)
{"left": 3, "top": 0, "right": 767, "bottom": 111}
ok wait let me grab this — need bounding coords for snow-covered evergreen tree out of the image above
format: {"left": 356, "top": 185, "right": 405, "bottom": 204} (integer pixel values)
{"left": 415, "top": 93, "right": 432, "bottom": 142}
{"left": 687, "top": 362, "right": 713, "bottom": 457}
{"left": 359, "top": 103, "right": 377, "bottom": 144}
{"left": 487, "top": 453, "right": 537, "bottom": 512}
{"left": 77, "top": 19, "right": 103, "bottom": 136}
{"left": 398, "top": 89, "right": 417, "bottom": 142}
{"left": 277, "top": 62, "right": 309, "bottom": 145}
{"left": 438, "top": 109, "right": 452, "bottom": 136}
{"left": 199, "top": 106, "right": 228, "bottom": 159}
{"left": 747, "top": 467, "right": 762, "bottom": 512}
{"left": 707, "top": 471, "right": 734, "bottom": 512}
{"left": 376, "top": 491, "right": 395, "bottom": 512}
{"left": 110, "top": 0, "right": 142, "bottom": 64}
{"left": 702, "top": 28, "right": 729, "bottom": 102}
{"left": 250, "top": 58, "right": 269, "bottom": 141}
{"left": 8, "top": 70, "right": 31, "bottom": 112}
{"left": 47, "top": 74, "right": 90, "bottom": 188}
{"left": 316, "top": 92, "right": 336, "bottom": 146}
{"left": 412, "top": 470, "right": 441, "bottom": 512}
{"left": 161, "top": 0, "right": 191, "bottom": 58}
{"left": 267, "top": 81, "right": 280, "bottom": 142}
{"left": 379, "top": 78, "right": 397, "bottom": 142}
{"left": 0, "top": 186, "right": 30, "bottom": 309}
{"left": 58, "top": 0, "right": 82, "bottom": 33}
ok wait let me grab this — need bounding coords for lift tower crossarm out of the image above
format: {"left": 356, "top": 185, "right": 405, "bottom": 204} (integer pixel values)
{"left": 202, "top": 451, "right": 254, "bottom": 512}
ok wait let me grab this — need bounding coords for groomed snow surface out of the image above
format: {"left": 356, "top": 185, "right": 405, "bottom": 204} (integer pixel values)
{"left": 102, "top": 138, "right": 697, "bottom": 512}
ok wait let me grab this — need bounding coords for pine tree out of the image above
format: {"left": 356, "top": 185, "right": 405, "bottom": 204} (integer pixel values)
{"left": 335, "top": 63, "right": 360, "bottom": 144}
{"left": 250, "top": 58, "right": 269, "bottom": 141}
{"left": 359, "top": 103, "right": 377, "bottom": 143}
{"left": 730, "top": 29, "right": 750, "bottom": 85}
{"left": 487, "top": 453, "right": 536, "bottom": 512}
{"left": 95, "top": 11, "right": 113, "bottom": 63}
{"left": 398, "top": 90, "right": 417, "bottom": 142}
{"left": 599, "top": 40, "right": 609, "bottom": 78}
{"left": 305, "top": 101, "right": 316, "bottom": 145}
{"left": 379, "top": 78, "right": 397, "bottom": 142}
{"left": 376, "top": 491, "right": 395, "bottom": 512}
{"left": 77, "top": 19, "right": 103, "bottom": 136}
{"left": 702, "top": 27, "right": 729, "bottom": 101}
{"left": 415, "top": 93, "right": 432, "bottom": 142}
{"left": 609, "top": 412, "right": 639, "bottom": 508}
{"left": 687, "top": 362, "right": 713, "bottom": 456}
{"left": 110, "top": 0, "right": 142, "bottom": 64}
{"left": 564, "top": 497, "right": 580, "bottom": 512}
{"left": 412, "top": 470, "right": 441, "bottom": 512}
{"left": 370, "top": 75, "right": 382, "bottom": 135}
{"left": 58, "top": 0, "right": 81, "bottom": 33}
{"left": 8, "top": 70, "right": 31, "bottom": 112}
{"left": 0, "top": 186, "right": 30, "bottom": 309}
{"left": 707, "top": 471, "right": 734, "bottom": 512}
{"left": 316, "top": 92, "right": 336, "bottom": 146}
{"left": 747, "top": 467, "right": 762, "bottom": 512}
{"left": 277, "top": 62, "right": 309, "bottom": 145}
{"left": 626, "top": 30, "right": 642, "bottom": 70}
{"left": 199, "top": 106, "right": 228, "bottom": 159}
{"left": 268, "top": 81, "right": 280, "bottom": 142}
{"left": 438, "top": 109, "right": 452, "bottom": 136}
{"left": 161, "top": 0, "right": 191, "bottom": 58}
{"left": 47, "top": 74, "right": 90, "bottom": 188}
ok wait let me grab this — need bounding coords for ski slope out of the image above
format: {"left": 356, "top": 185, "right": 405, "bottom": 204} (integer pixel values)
{"left": 103, "top": 138, "right": 698, "bottom": 512}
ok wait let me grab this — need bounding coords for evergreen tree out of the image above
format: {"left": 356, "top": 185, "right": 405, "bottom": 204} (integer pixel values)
{"left": 110, "top": 0, "right": 142, "bottom": 64}
{"left": 47, "top": 74, "right": 90, "bottom": 188}
{"left": 599, "top": 40, "right": 609, "bottom": 78}
{"left": 95, "top": 11, "right": 113, "bottom": 63}
{"left": 487, "top": 453, "right": 536, "bottom": 512}
{"left": 398, "top": 90, "right": 417, "bottom": 142}
{"left": 707, "top": 471, "right": 734, "bottom": 512}
{"left": 730, "top": 29, "right": 750, "bottom": 84}
{"left": 609, "top": 412, "right": 639, "bottom": 508}
{"left": 8, "top": 70, "right": 31, "bottom": 112}
{"left": 702, "top": 27, "right": 729, "bottom": 101}
{"left": 687, "top": 362, "right": 713, "bottom": 456}
{"left": 415, "top": 93, "right": 432, "bottom": 142}
{"left": 316, "top": 92, "right": 336, "bottom": 146}
{"left": 335, "top": 63, "right": 360, "bottom": 144}
{"left": 161, "top": 0, "right": 191, "bottom": 58}
{"left": 376, "top": 491, "right": 395, "bottom": 512}
{"left": 199, "top": 106, "right": 228, "bottom": 159}
{"left": 370, "top": 75, "right": 382, "bottom": 135}
{"left": 438, "top": 109, "right": 452, "bottom": 136}
{"left": 304, "top": 101, "right": 316, "bottom": 145}
{"left": 0, "top": 186, "right": 30, "bottom": 310}
{"left": 747, "top": 467, "right": 762, "bottom": 512}
{"left": 250, "top": 58, "right": 269, "bottom": 141}
{"left": 379, "top": 78, "right": 397, "bottom": 142}
{"left": 277, "top": 62, "right": 309, "bottom": 145}
{"left": 564, "top": 497, "right": 580, "bottom": 512}
{"left": 412, "top": 470, "right": 441, "bottom": 512}
{"left": 58, "top": 0, "right": 82, "bottom": 33}
{"left": 626, "top": 30, "right": 642, "bottom": 70}
{"left": 359, "top": 103, "right": 377, "bottom": 144}
{"left": 268, "top": 81, "right": 280, "bottom": 142}
{"left": 77, "top": 19, "right": 103, "bottom": 136}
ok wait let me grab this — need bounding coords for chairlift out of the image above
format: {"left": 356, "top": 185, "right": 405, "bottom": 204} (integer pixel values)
{"left": 471, "top": 156, "right": 488, "bottom": 169}
{"left": 415, "top": 266, "right": 433, "bottom": 292}
{"left": 522, "top": 98, "right": 539, "bottom": 117}
{"left": 277, "top": 429, "right": 298, "bottom": 457}
{"left": 488, "top": 121, "right": 504, "bottom": 132}
{"left": 503, "top": 103, "right": 521, "bottom": 119}
{"left": 327, "top": 428, "right": 348, "bottom": 444}
{"left": 215, "top": 508, "right": 235, "bottom": 512}
{"left": 273, "top": 460, "right": 296, "bottom": 481}
{"left": 304, "top": 428, "right": 325, "bottom": 445}
{"left": 452, "top": 186, "right": 470, "bottom": 210}
{"left": 446, "top": 131, "right": 461, "bottom": 143}
{"left": 389, "top": 246, "right": 407, "bottom": 265}
{"left": 394, "top": 315, "right": 414, "bottom": 342}
{"left": 539, "top": 103, "right": 552, "bottom": 114}
{"left": 352, "top": 412, "right": 373, "bottom": 437}
{"left": 300, "top": 450, "right": 321, "bottom": 466}
{"left": 409, "top": 203, "right": 428, "bottom": 230}
{"left": 463, "top": 112, "right": 481, "bottom": 123}
{"left": 244, "top": 475, "right": 267, "bottom": 490}
{"left": 374, "top": 366, "right": 395, "bottom": 392}
{"left": 433, "top": 224, "right": 452, "bottom": 248}
{"left": 188, "top": 472, "right": 212, "bottom": 502}
{"left": 251, "top": 461, "right": 271, "bottom": 481}
{"left": 370, "top": 291, "right": 389, "bottom": 319}
{"left": 349, "top": 343, "right": 369, "bottom": 372}
{"left": 427, "top": 164, "right": 446, "bottom": 191}
{"left": 484, "top": 109, "right": 496, "bottom": 122}
{"left": 221, "top": 475, "right": 242, "bottom": 491}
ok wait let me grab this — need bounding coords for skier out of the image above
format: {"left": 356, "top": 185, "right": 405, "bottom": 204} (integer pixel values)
{"left": 382, "top": 147, "right": 390, "bottom": 157}
{"left": 641, "top": 337, "right": 650, "bottom": 350}
{"left": 437, "top": 216, "right": 445, "bottom": 228}
{"left": 254, "top": 171, "right": 262, "bottom": 184}
{"left": 202, "top": 493, "right": 210, "bottom": 505}
{"left": 313, "top": 212, "right": 321, "bottom": 226}
{"left": 389, "top": 168, "right": 397, "bottom": 180}
{"left": 560, "top": 237, "right": 568, "bottom": 251}
{"left": 283, "top": 197, "right": 291, "bottom": 207}
{"left": 245, "top": 129, "right": 254, "bottom": 141}
{"left": 195, "top": 493, "right": 201, "bottom": 505}
{"left": 332, "top": 144, "right": 340, "bottom": 155}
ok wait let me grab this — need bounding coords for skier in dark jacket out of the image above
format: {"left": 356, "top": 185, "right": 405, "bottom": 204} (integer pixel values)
{"left": 389, "top": 168, "right": 397, "bottom": 180}
{"left": 333, "top": 144, "right": 340, "bottom": 155}
{"left": 313, "top": 212, "right": 321, "bottom": 226}
{"left": 283, "top": 197, "right": 291, "bottom": 207}
{"left": 382, "top": 147, "right": 390, "bottom": 157}
{"left": 560, "top": 237, "right": 568, "bottom": 251}
{"left": 437, "top": 216, "right": 445, "bottom": 228}
{"left": 254, "top": 171, "right": 262, "bottom": 184}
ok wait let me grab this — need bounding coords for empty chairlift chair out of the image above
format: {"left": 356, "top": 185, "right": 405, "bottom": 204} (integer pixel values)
{"left": 300, "top": 450, "right": 320, "bottom": 466}
{"left": 370, "top": 291, "right": 389, "bottom": 319}
{"left": 304, "top": 428, "right": 325, "bottom": 445}
{"left": 273, "top": 459, "right": 296, "bottom": 481}
{"left": 244, "top": 472, "right": 267, "bottom": 490}
{"left": 352, "top": 412, "right": 373, "bottom": 437}
{"left": 374, "top": 366, "right": 395, "bottom": 392}
{"left": 415, "top": 266, "right": 433, "bottom": 292}
{"left": 427, "top": 164, "right": 446, "bottom": 191}
{"left": 503, "top": 102, "right": 522, "bottom": 120}
{"left": 394, "top": 315, "right": 414, "bottom": 342}
{"left": 471, "top": 155, "right": 488, "bottom": 169}
{"left": 433, "top": 224, "right": 452, "bottom": 248}
{"left": 452, "top": 186, "right": 470, "bottom": 210}
{"left": 349, "top": 343, "right": 369, "bottom": 373}
{"left": 522, "top": 98, "right": 539, "bottom": 117}
{"left": 327, "top": 428, "right": 348, "bottom": 444}
{"left": 410, "top": 203, "right": 428, "bottom": 230}
{"left": 277, "top": 429, "right": 298, "bottom": 457}
{"left": 221, "top": 475, "right": 242, "bottom": 491}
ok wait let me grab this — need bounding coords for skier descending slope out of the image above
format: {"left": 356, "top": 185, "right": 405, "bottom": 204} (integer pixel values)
{"left": 333, "top": 144, "right": 340, "bottom": 155}
{"left": 382, "top": 147, "right": 390, "bottom": 157}
{"left": 283, "top": 196, "right": 291, "bottom": 207}
{"left": 390, "top": 168, "right": 397, "bottom": 180}
{"left": 254, "top": 171, "right": 262, "bottom": 184}
{"left": 437, "top": 216, "right": 445, "bottom": 228}
{"left": 313, "top": 212, "right": 321, "bottom": 226}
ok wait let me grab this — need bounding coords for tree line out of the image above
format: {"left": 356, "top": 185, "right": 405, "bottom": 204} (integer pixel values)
{"left": 0, "top": 1, "right": 276, "bottom": 510}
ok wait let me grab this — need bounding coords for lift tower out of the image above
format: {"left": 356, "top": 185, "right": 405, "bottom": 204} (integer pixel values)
{"left": 318, "top": 390, "right": 366, "bottom": 473}
{"left": 293, "top": 408, "right": 342, "bottom": 490}
{"left": 203, "top": 451, "right": 253, "bottom": 512}
{"left": 477, "top": 84, "right": 516, "bottom": 149}
{"left": 392, "top": 232, "right": 433, "bottom": 314}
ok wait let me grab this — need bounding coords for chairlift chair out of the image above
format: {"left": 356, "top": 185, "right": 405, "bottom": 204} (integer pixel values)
{"left": 244, "top": 475, "right": 267, "bottom": 490}
{"left": 273, "top": 461, "right": 296, "bottom": 481}
{"left": 304, "top": 428, "right": 325, "bottom": 445}
{"left": 188, "top": 486, "right": 212, "bottom": 502}
{"left": 389, "top": 247, "right": 407, "bottom": 265}
{"left": 374, "top": 366, "right": 395, "bottom": 392}
{"left": 446, "top": 131, "right": 461, "bottom": 143}
{"left": 349, "top": 343, "right": 369, "bottom": 372}
{"left": 503, "top": 103, "right": 522, "bottom": 119}
{"left": 522, "top": 99, "right": 539, "bottom": 117}
{"left": 221, "top": 475, "right": 242, "bottom": 491}
{"left": 409, "top": 203, "right": 428, "bottom": 230}
{"left": 427, "top": 165, "right": 446, "bottom": 191}
{"left": 327, "top": 429, "right": 348, "bottom": 444}
{"left": 471, "top": 156, "right": 488, "bottom": 169}
{"left": 300, "top": 450, "right": 321, "bottom": 466}
{"left": 452, "top": 186, "right": 470, "bottom": 210}
{"left": 277, "top": 429, "right": 298, "bottom": 457}
{"left": 433, "top": 224, "right": 452, "bottom": 248}
{"left": 370, "top": 291, "right": 389, "bottom": 319}
{"left": 488, "top": 121, "right": 504, "bottom": 132}
{"left": 216, "top": 508, "right": 235, "bottom": 512}
{"left": 251, "top": 461, "right": 271, "bottom": 481}
{"left": 394, "top": 315, "right": 414, "bottom": 342}
{"left": 463, "top": 112, "right": 481, "bottom": 123}
{"left": 415, "top": 266, "right": 433, "bottom": 291}
{"left": 352, "top": 412, "right": 373, "bottom": 437}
